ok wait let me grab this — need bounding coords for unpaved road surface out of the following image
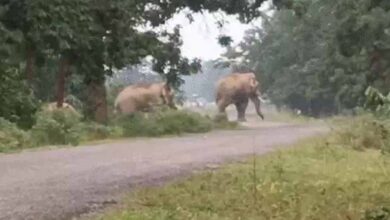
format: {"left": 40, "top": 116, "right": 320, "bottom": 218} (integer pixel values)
{"left": 0, "top": 122, "right": 327, "bottom": 220}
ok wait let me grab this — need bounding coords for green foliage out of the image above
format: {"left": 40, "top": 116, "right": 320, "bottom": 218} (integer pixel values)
{"left": 0, "top": 107, "right": 233, "bottom": 153}
{"left": 364, "top": 207, "right": 390, "bottom": 220}
{"left": 77, "top": 122, "right": 118, "bottom": 142}
{"left": 31, "top": 108, "right": 82, "bottom": 146}
{"left": 331, "top": 115, "right": 390, "bottom": 154}
{"left": 99, "top": 136, "right": 390, "bottom": 220}
{"left": 0, "top": 118, "right": 31, "bottom": 152}
{"left": 227, "top": 0, "right": 390, "bottom": 116}
{"left": 114, "top": 110, "right": 213, "bottom": 137}
{"left": 213, "top": 113, "right": 239, "bottom": 129}
{"left": 218, "top": 35, "right": 233, "bottom": 47}
{"left": 0, "top": 68, "right": 38, "bottom": 129}
{"left": 365, "top": 86, "right": 390, "bottom": 117}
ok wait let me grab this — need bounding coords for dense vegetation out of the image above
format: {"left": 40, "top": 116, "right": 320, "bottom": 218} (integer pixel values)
{"left": 226, "top": 0, "right": 390, "bottom": 116}
{"left": 0, "top": 108, "right": 220, "bottom": 152}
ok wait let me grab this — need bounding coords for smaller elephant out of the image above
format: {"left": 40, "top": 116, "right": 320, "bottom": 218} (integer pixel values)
{"left": 43, "top": 102, "right": 79, "bottom": 114}
{"left": 114, "top": 82, "right": 176, "bottom": 115}
{"left": 216, "top": 72, "right": 264, "bottom": 122}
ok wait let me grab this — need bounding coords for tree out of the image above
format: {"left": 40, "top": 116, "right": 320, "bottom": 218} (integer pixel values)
{"left": 226, "top": 0, "right": 390, "bottom": 116}
{"left": 0, "top": 7, "right": 38, "bottom": 128}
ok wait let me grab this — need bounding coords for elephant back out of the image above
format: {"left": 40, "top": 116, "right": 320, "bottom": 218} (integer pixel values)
{"left": 114, "top": 82, "right": 166, "bottom": 114}
{"left": 217, "top": 72, "right": 260, "bottom": 95}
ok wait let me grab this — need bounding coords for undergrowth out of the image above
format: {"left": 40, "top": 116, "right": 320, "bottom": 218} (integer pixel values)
{"left": 113, "top": 110, "right": 213, "bottom": 137}
{"left": 330, "top": 114, "right": 390, "bottom": 154}
{"left": 0, "top": 118, "right": 31, "bottom": 152}
{"left": 0, "top": 108, "right": 235, "bottom": 153}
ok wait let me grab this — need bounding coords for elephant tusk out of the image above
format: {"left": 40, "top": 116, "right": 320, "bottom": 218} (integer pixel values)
{"left": 258, "top": 96, "right": 268, "bottom": 103}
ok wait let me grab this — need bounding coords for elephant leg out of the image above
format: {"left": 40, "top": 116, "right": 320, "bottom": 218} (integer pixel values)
{"left": 215, "top": 98, "right": 230, "bottom": 122}
{"left": 235, "top": 99, "right": 249, "bottom": 122}
{"left": 217, "top": 99, "right": 229, "bottom": 114}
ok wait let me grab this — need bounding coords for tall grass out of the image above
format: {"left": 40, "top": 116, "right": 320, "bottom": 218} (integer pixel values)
{"left": 112, "top": 110, "right": 213, "bottom": 137}
{"left": 0, "top": 108, "right": 232, "bottom": 153}
{"left": 329, "top": 114, "right": 390, "bottom": 154}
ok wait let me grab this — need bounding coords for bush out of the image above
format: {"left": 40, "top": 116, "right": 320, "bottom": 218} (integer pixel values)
{"left": 0, "top": 118, "right": 31, "bottom": 152}
{"left": 155, "top": 110, "right": 212, "bottom": 134}
{"left": 78, "top": 122, "right": 121, "bottom": 142}
{"left": 31, "top": 108, "right": 83, "bottom": 146}
{"left": 213, "top": 113, "right": 238, "bottom": 129}
{"left": 113, "top": 110, "right": 213, "bottom": 137}
{"left": 364, "top": 207, "right": 390, "bottom": 220}
{"left": 331, "top": 115, "right": 390, "bottom": 153}
{"left": 0, "top": 68, "right": 39, "bottom": 129}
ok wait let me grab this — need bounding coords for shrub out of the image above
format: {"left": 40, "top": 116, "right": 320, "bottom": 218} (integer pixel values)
{"left": 212, "top": 113, "right": 238, "bottom": 129}
{"left": 31, "top": 108, "right": 83, "bottom": 146}
{"left": 365, "top": 86, "right": 390, "bottom": 118}
{"left": 331, "top": 115, "right": 390, "bottom": 154}
{"left": 0, "top": 118, "right": 31, "bottom": 152}
{"left": 117, "top": 113, "right": 165, "bottom": 137}
{"left": 113, "top": 110, "right": 213, "bottom": 137}
{"left": 364, "top": 207, "right": 390, "bottom": 220}
{"left": 78, "top": 122, "right": 121, "bottom": 142}
{"left": 0, "top": 68, "right": 39, "bottom": 129}
{"left": 155, "top": 110, "right": 212, "bottom": 134}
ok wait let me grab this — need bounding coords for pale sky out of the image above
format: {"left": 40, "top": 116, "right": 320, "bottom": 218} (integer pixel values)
{"left": 163, "top": 1, "right": 272, "bottom": 61}
{"left": 166, "top": 12, "right": 253, "bottom": 60}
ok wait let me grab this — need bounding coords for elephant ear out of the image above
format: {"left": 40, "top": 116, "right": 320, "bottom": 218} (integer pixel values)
{"left": 249, "top": 77, "right": 259, "bottom": 90}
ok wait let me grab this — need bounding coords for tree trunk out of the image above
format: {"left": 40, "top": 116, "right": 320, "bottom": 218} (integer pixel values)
{"left": 56, "top": 56, "right": 70, "bottom": 108}
{"left": 87, "top": 79, "right": 108, "bottom": 124}
{"left": 26, "top": 48, "right": 34, "bottom": 84}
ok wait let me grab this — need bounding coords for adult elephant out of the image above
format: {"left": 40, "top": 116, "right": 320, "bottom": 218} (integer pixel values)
{"left": 216, "top": 72, "right": 265, "bottom": 122}
{"left": 114, "top": 82, "right": 176, "bottom": 115}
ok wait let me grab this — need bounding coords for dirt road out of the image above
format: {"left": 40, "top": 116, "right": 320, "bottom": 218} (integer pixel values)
{"left": 0, "top": 122, "right": 327, "bottom": 220}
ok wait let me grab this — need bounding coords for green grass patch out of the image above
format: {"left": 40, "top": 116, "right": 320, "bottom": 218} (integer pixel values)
{"left": 98, "top": 133, "right": 390, "bottom": 220}
{"left": 0, "top": 108, "right": 237, "bottom": 153}
{"left": 0, "top": 118, "right": 31, "bottom": 152}
{"left": 328, "top": 114, "right": 390, "bottom": 154}
{"left": 113, "top": 110, "right": 213, "bottom": 137}
{"left": 265, "top": 110, "right": 314, "bottom": 123}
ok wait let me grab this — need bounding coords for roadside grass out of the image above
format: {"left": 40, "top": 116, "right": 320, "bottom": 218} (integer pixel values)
{"left": 112, "top": 110, "right": 214, "bottom": 137}
{"left": 265, "top": 110, "right": 314, "bottom": 123}
{"left": 0, "top": 108, "right": 238, "bottom": 153}
{"left": 98, "top": 116, "right": 390, "bottom": 220}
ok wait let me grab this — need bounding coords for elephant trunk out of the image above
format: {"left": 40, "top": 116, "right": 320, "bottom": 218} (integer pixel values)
{"left": 250, "top": 94, "right": 264, "bottom": 120}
